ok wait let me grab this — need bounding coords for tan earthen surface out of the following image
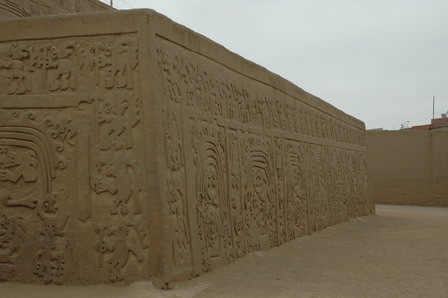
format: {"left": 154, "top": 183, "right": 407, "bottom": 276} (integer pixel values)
{"left": 0, "top": 205, "right": 446, "bottom": 297}
{"left": 0, "top": 0, "right": 112, "bottom": 19}
{"left": 367, "top": 130, "right": 448, "bottom": 206}
{"left": 0, "top": 9, "right": 373, "bottom": 285}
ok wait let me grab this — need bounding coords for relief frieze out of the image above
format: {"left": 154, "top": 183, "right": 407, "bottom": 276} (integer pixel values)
{"left": 0, "top": 35, "right": 139, "bottom": 96}
{"left": 157, "top": 37, "right": 372, "bottom": 280}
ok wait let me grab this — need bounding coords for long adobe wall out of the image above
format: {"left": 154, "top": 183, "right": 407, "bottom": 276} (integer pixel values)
{"left": 0, "top": 10, "right": 373, "bottom": 286}
{"left": 0, "top": 0, "right": 112, "bottom": 19}
{"left": 367, "top": 130, "right": 448, "bottom": 207}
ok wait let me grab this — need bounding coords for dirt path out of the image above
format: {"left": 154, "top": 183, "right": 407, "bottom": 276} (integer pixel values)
{"left": 1, "top": 205, "right": 447, "bottom": 297}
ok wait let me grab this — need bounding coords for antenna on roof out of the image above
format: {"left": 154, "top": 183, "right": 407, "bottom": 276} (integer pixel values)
{"left": 433, "top": 96, "right": 435, "bottom": 119}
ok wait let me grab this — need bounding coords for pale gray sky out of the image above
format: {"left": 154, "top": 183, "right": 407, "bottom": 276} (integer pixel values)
{"left": 102, "top": 0, "right": 448, "bottom": 130}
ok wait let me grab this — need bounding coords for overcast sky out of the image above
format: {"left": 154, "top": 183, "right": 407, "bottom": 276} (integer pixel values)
{"left": 103, "top": 0, "right": 448, "bottom": 130}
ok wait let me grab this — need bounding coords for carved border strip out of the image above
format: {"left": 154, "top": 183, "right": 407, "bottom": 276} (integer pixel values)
{"left": 185, "top": 108, "right": 366, "bottom": 152}
{"left": 155, "top": 34, "right": 364, "bottom": 132}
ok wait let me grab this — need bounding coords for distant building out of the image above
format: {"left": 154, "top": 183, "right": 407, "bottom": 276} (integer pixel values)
{"left": 410, "top": 117, "right": 448, "bottom": 130}
{"left": 411, "top": 124, "right": 432, "bottom": 130}
{"left": 410, "top": 114, "right": 448, "bottom": 130}
{"left": 429, "top": 117, "right": 448, "bottom": 130}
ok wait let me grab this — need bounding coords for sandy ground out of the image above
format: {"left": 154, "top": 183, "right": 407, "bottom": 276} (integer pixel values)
{"left": 1, "top": 204, "right": 447, "bottom": 298}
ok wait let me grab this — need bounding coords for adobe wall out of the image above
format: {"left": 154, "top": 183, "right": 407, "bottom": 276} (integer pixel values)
{"left": 0, "top": 10, "right": 374, "bottom": 286}
{"left": 367, "top": 130, "right": 448, "bottom": 206}
{"left": 0, "top": 0, "right": 112, "bottom": 19}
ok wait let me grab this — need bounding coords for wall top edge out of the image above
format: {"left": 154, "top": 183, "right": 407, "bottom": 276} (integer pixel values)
{"left": 0, "top": 8, "right": 365, "bottom": 129}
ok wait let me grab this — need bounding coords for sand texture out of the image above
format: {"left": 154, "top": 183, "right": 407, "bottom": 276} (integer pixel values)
{"left": 0, "top": 204, "right": 446, "bottom": 297}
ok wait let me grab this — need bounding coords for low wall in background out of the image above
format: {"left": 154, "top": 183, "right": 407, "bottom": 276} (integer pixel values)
{"left": 367, "top": 130, "right": 448, "bottom": 206}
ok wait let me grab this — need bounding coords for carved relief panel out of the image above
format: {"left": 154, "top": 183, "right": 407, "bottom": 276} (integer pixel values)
{"left": 284, "top": 140, "right": 309, "bottom": 240}
{"left": 226, "top": 128, "right": 245, "bottom": 258}
{"left": 273, "top": 137, "right": 286, "bottom": 245}
{"left": 162, "top": 107, "right": 193, "bottom": 277}
{"left": 240, "top": 132, "right": 276, "bottom": 252}
{"left": 330, "top": 148, "right": 349, "bottom": 225}
{"left": 0, "top": 33, "right": 149, "bottom": 285}
{"left": 188, "top": 119, "right": 233, "bottom": 271}
{"left": 0, "top": 110, "right": 75, "bottom": 284}
{"left": 156, "top": 35, "right": 371, "bottom": 280}
{"left": 1, "top": 10, "right": 371, "bottom": 286}
{"left": 0, "top": 36, "right": 138, "bottom": 95}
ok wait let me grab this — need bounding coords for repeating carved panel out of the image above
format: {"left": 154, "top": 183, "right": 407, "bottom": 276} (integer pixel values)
{"left": 240, "top": 132, "right": 276, "bottom": 252}
{"left": 0, "top": 36, "right": 138, "bottom": 96}
{"left": 156, "top": 36, "right": 372, "bottom": 280}
{"left": 0, "top": 110, "right": 75, "bottom": 283}
{"left": 189, "top": 119, "right": 233, "bottom": 271}
{"left": 1, "top": 9, "right": 371, "bottom": 286}
{"left": 0, "top": 33, "right": 149, "bottom": 285}
{"left": 284, "top": 140, "right": 309, "bottom": 240}
{"left": 227, "top": 128, "right": 245, "bottom": 258}
{"left": 162, "top": 107, "right": 193, "bottom": 277}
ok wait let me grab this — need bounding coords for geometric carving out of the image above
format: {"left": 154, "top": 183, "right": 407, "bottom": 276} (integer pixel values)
{"left": 163, "top": 109, "right": 192, "bottom": 276}
{"left": 95, "top": 220, "right": 148, "bottom": 282}
{"left": 227, "top": 129, "right": 245, "bottom": 257}
{"left": 156, "top": 25, "right": 373, "bottom": 282}
{"left": 33, "top": 199, "right": 70, "bottom": 285}
{"left": 0, "top": 10, "right": 372, "bottom": 286}
{"left": 241, "top": 133, "right": 275, "bottom": 252}
{"left": 285, "top": 141, "right": 309, "bottom": 240}
{"left": 0, "top": 36, "right": 138, "bottom": 96}
{"left": 0, "top": 111, "right": 72, "bottom": 285}
{"left": 0, "top": 212, "right": 25, "bottom": 265}
{"left": 0, "top": 114, "right": 62, "bottom": 195}
{"left": 91, "top": 153, "right": 142, "bottom": 215}
{"left": 0, "top": 32, "right": 144, "bottom": 285}
{"left": 190, "top": 120, "right": 230, "bottom": 271}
